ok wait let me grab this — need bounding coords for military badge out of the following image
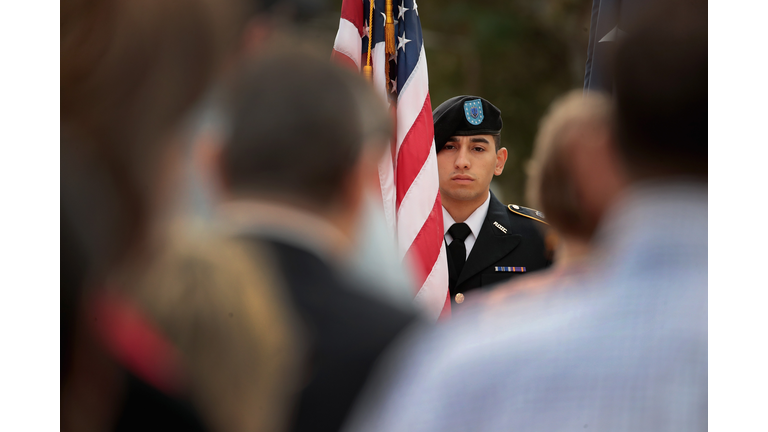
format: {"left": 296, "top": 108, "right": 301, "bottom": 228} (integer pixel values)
{"left": 494, "top": 266, "right": 527, "bottom": 273}
{"left": 463, "top": 99, "right": 484, "bottom": 125}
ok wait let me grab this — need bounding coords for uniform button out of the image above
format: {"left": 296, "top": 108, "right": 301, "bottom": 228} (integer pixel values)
{"left": 512, "top": 205, "right": 520, "bottom": 210}
{"left": 455, "top": 293, "right": 465, "bottom": 304}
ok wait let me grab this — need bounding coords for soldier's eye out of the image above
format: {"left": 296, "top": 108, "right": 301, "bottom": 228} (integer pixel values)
{"left": 474, "top": 147, "right": 485, "bottom": 152}
{"left": 444, "top": 144, "right": 456, "bottom": 150}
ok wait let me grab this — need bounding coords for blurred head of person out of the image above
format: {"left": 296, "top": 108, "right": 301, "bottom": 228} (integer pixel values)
{"left": 612, "top": 0, "right": 707, "bottom": 183}
{"left": 61, "top": 0, "right": 246, "bottom": 280}
{"left": 526, "top": 90, "right": 626, "bottom": 264}
{"left": 216, "top": 53, "right": 392, "bottom": 256}
{"left": 206, "top": 54, "right": 416, "bottom": 309}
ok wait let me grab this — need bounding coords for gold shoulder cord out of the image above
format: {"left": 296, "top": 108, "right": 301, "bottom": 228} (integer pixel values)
{"left": 507, "top": 205, "right": 549, "bottom": 225}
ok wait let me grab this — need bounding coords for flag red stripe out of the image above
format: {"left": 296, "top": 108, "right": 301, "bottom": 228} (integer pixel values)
{"left": 438, "top": 292, "right": 451, "bottom": 320}
{"left": 395, "top": 94, "right": 434, "bottom": 210}
{"left": 403, "top": 190, "right": 443, "bottom": 288}
{"left": 340, "top": 0, "right": 364, "bottom": 35}
{"left": 332, "top": 49, "right": 359, "bottom": 70}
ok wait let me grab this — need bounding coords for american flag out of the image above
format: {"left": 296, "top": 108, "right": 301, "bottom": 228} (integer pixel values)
{"left": 332, "top": 0, "right": 450, "bottom": 320}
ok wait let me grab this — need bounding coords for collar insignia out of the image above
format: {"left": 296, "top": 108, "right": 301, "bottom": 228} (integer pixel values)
{"left": 493, "top": 221, "right": 508, "bottom": 233}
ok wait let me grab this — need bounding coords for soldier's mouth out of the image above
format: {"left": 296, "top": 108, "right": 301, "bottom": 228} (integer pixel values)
{"left": 451, "top": 174, "right": 474, "bottom": 184}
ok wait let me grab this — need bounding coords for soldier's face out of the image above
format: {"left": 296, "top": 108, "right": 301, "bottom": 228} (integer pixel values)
{"left": 437, "top": 134, "right": 507, "bottom": 203}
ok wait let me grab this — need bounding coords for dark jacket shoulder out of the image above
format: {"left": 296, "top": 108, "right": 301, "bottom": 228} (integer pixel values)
{"left": 241, "top": 236, "right": 417, "bottom": 432}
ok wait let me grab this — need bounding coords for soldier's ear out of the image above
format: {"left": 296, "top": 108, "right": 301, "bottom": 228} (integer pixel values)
{"left": 494, "top": 147, "right": 508, "bottom": 176}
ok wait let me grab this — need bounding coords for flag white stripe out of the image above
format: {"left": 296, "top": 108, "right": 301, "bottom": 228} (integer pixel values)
{"left": 371, "top": 42, "right": 388, "bottom": 102}
{"left": 333, "top": 18, "right": 362, "bottom": 71}
{"left": 395, "top": 145, "right": 439, "bottom": 257}
{"left": 369, "top": 41, "right": 396, "bottom": 233}
{"left": 377, "top": 150, "right": 397, "bottom": 235}
{"left": 394, "top": 45, "right": 430, "bottom": 163}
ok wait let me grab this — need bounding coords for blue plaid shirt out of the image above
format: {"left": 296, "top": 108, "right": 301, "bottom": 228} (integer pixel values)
{"left": 345, "top": 182, "right": 707, "bottom": 432}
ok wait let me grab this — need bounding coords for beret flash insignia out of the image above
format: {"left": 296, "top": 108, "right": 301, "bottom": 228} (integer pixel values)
{"left": 463, "top": 99, "right": 484, "bottom": 125}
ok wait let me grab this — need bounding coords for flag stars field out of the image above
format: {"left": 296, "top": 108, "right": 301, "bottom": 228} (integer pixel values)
{"left": 398, "top": 33, "right": 411, "bottom": 51}
{"left": 398, "top": 4, "right": 409, "bottom": 20}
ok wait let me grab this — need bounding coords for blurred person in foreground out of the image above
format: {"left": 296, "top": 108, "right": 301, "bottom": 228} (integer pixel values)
{"left": 123, "top": 228, "right": 302, "bottom": 432}
{"left": 212, "top": 54, "right": 419, "bottom": 432}
{"left": 61, "top": 1, "right": 301, "bottom": 431}
{"left": 431, "top": 96, "right": 551, "bottom": 309}
{"left": 482, "top": 89, "right": 626, "bottom": 302}
{"left": 185, "top": 1, "right": 419, "bottom": 309}
{"left": 342, "top": 2, "right": 707, "bottom": 431}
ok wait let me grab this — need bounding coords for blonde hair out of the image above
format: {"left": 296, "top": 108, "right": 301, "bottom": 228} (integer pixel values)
{"left": 526, "top": 90, "right": 613, "bottom": 239}
{"left": 127, "top": 227, "right": 302, "bottom": 432}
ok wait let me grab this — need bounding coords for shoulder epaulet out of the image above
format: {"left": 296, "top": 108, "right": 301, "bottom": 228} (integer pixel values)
{"left": 507, "top": 204, "right": 549, "bottom": 225}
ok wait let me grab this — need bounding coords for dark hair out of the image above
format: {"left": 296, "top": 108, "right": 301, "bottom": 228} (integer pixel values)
{"left": 613, "top": 1, "right": 707, "bottom": 179}
{"left": 492, "top": 134, "right": 501, "bottom": 152}
{"left": 61, "top": 0, "right": 243, "bottom": 408}
{"left": 61, "top": 0, "right": 244, "bottom": 276}
{"left": 222, "top": 53, "right": 390, "bottom": 208}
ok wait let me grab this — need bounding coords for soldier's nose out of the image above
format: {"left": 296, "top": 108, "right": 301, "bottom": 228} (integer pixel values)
{"left": 455, "top": 150, "right": 470, "bottom": 169}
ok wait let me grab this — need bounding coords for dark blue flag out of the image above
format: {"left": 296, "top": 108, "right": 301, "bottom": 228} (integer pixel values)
{"left": 583, "top": 0, "right": 645, "bottom": 93}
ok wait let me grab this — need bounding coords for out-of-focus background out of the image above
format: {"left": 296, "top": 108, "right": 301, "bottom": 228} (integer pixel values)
{"left": 276, "top": 0, "right": 592, "bottom": 204}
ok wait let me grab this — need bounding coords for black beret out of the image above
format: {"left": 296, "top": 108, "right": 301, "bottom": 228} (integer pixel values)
{"left": 432, "top": 95, "right": 503, "bottom": 152}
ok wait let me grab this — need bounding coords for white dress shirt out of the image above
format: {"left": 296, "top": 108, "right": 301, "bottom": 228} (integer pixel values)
{"left": 442, "top": 192, "right": 491, "bottom": 260}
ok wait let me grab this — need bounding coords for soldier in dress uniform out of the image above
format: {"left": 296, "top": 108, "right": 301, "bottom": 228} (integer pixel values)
{"left": 432, "top": 95, "right": 552, "bottom": 307}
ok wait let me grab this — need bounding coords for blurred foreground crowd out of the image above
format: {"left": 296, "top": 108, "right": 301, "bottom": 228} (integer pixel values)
{"left": 61, "top": 0, "right": 706, "bottom": 431}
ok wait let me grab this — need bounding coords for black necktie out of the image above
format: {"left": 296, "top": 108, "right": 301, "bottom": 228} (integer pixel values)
{"left": 448, "top": 223, "right": 472, "bottom": 286}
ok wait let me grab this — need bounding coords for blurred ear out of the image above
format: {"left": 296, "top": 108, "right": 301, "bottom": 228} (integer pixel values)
{"left": 238, "top": 17, "right": 275, "bottom": 59}
{"left": 337, "top": 141, "right": 388, "bottom": 222}
{"left": 194, "top": 132, "right": 229, "bottom": 200}
{"left": 567, "top": 127, "right": 627, "bottom": 224}
{"left": 494, "top": 147, "right": 508, "bottom": 176}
